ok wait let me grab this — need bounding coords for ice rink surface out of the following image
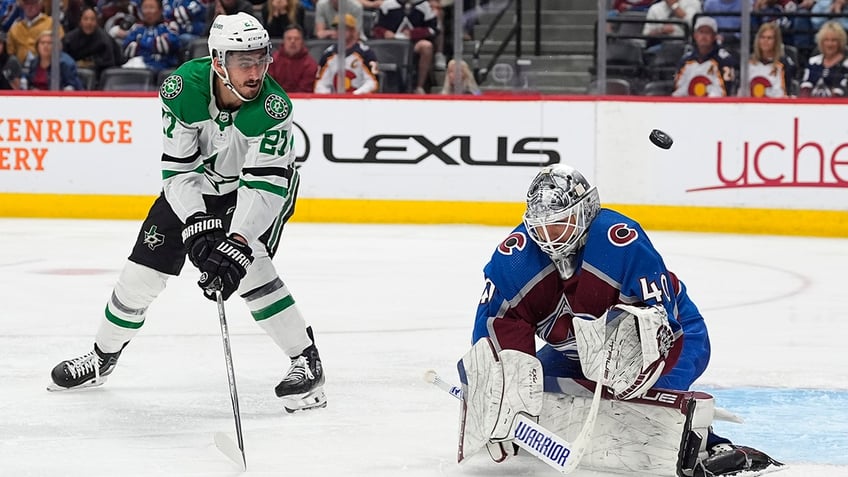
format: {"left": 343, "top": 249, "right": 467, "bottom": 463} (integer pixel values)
{"left": 1, "top": 218, "right": 847, "bottom": 476}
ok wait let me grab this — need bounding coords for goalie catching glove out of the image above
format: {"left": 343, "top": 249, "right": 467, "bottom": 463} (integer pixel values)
{"left": 574, "top": 304, "right": 674, "bottom": 400}
{"left": 197, "top": 235, "right": 253, "bottom": 300}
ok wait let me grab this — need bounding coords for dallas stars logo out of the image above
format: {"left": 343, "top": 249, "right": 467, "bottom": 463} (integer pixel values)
{"left": 160, "top": 75, "right": 183, "bottom": 100}
{"left": 265, "top": 94, "right": 289, "bottom": 120}
{"left": 143, "top": 225, "right": 165, "bottom": 250}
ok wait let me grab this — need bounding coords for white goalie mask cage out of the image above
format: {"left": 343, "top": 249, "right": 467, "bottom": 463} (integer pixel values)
{"left": 207, "top": 12, "right": 272, "bottom": 102}
{"left": 523, "top": 165, "right": 600, "bottom": 278}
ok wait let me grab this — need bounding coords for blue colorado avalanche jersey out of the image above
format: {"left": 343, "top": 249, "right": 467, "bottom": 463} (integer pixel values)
{"left": 473, "top": 208, "right": 710, "bottom": 391}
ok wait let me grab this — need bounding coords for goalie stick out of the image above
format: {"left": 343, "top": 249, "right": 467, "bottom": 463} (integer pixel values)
{"left": 212, "top": 287, "right": 247, "bottom": 471}
{"left": 425, "top": 338, "right": 611, "bottom": 475}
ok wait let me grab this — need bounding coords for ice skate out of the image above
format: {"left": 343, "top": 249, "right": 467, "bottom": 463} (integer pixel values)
{"left": 274, "top": 343, "right": 326, "bottom": 413}
{"left": 47, "top": 344, "right": 123, "bottom": 392}
{"left": 694, "top": 443, "right": 785, "bottom": 477}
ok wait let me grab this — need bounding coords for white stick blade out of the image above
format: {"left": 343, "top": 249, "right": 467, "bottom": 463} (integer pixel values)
{"left": 214, "top": 432, "right": 245, "bottom": 471}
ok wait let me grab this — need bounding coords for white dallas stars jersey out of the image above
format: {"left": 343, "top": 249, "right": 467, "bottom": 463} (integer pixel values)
{"left": 158, "top": 58, "right": 295, "bottom": 243}
{"left": 748, "top": 60, "right": 788, "bottom": 98}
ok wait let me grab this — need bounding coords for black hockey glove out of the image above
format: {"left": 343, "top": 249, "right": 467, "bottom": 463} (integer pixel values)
{"left": 197, "top": 236, "right": 253, "bottom": 301}
{"left": 182, "top": 212, "right": 226, "bottom": 268}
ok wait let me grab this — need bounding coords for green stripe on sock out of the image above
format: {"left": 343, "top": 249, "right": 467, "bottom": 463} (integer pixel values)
{"left": 251, "top": 295, "right": 295, "bottom": 321}
{"left": 105, "top": 305, "right": 144, "bottom": 329}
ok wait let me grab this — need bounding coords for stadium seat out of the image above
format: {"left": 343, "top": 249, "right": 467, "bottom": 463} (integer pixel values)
{"left": 590, "top": 41, "right": 644, "bottom": 79}
{"left": 368, "top": 39, "right": 412, "bottom": 93}
{"left": 99, "top": 67, "right": 157, "bottom": 91}
{"left": 587, "top": 78, "right": 632, "bottom": 95}
{"left": 76, "top": 67, "right": 97, "bottom": 90}
{"left": 188, "top": 37, "right": 210, "bottom": 60}
{"left": 641, "top": 79, "right": 675, "bottom": 96}
{"left": 362, "top": 9, "right": 378, "bottom": 38}
{"left": 157, "top": 67, "right": 177, "bottom": 86}
{"left": 645, "top": 41, "right": 686, "bottom": 80}
{"left": 306, "top": 39, "right": 335, "bottom": 62}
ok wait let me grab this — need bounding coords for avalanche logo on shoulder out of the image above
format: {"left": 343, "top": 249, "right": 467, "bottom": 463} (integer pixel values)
{"left": 160, "top": 75, "right": 183, "bottom": 100}
{"left": 265, "top": 94, "right": 289, "bottom": 120}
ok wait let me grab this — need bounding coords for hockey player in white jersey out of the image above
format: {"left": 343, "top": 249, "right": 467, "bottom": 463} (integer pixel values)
{"left": 48, "top": 12, "right": 326, "bottom": 413}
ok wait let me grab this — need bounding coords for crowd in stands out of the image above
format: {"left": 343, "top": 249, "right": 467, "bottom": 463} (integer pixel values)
{"left": 604, "top": 0, "right": 848, "bottom": 97}
{"left": 4, "top": 0, "right": 847, "bottom": 96}
{"left": 0, "top": 0, "right": 489, "bottom": 93}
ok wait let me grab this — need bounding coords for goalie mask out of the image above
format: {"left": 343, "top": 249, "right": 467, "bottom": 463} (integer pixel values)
{"left": 523, "top": 165, "right": 600, "bottom": 279}
{"left": 208, "top": 12, "right": 272, "bottom": 102}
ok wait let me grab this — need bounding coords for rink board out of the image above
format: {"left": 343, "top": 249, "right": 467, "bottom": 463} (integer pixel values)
{"left": 0, "top": 93, "right": 846, "bottom": 236}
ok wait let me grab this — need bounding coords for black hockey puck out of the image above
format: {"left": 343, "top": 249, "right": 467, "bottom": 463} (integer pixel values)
{"left": 649, "top": 129, "right": 673, "bottom": 149}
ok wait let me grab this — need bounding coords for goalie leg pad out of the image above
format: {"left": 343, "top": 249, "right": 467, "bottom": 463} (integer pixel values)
{"left": 456, "top": 338, "right": 543, "bottom": 462}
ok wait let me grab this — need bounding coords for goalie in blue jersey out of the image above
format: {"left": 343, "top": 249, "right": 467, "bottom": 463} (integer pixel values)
{"left": 460, "top": 164, "right": 783, "bottom": 476}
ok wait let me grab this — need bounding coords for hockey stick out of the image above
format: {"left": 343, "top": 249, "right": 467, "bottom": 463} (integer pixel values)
{"left": 424, "top": 343, "right": 610, "bottom": 475}
{"left": 213, "top": 287, "right": 247, "bottom": 470}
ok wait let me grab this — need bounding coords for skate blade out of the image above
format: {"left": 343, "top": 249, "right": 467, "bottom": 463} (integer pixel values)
{"left": 46, "top": 377, "right": 108, "bottom": 392}
{"left": 281, "top": 386, "right": 327, "bottom": 413}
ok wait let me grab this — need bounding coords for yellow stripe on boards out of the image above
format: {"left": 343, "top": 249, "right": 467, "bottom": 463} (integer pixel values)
{"left": 0, "top": 194, "right": 845, "bottom": 238}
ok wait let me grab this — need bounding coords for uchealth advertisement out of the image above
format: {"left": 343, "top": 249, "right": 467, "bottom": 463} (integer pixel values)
{"left": 596, "top": 101, "right": 848, "bottom": 211}
{"left": 0, "top": 94, "right": 845, "bottom": 233}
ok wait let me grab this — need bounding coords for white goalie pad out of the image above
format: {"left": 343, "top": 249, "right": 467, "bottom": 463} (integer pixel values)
{"left": 574, "top": 304, "right": 674, "bottom": 400}
{"left": 542, "top": 378, "right": 716, "bottom": 476}
{"left": 456, "top": 338, "right": 544, "bottom": 462}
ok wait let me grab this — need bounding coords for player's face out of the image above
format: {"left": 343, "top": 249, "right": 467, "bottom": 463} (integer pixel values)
{"left": 758, "top": 29, "right": 776, "bottom": 57}
{"left": 694, "top": 26, "right": 716, "bottom": 51}
{"left": 533, "top": 214, "right": 579, "bottom": 246}
{"left": 820, "top": 33, "right": 842, "bottom": 57}
{"left": 225, "top": 49, "right": 272, "bottom": 99}
{"left": 283, "top": 29, "right": 303, "bottom": 56}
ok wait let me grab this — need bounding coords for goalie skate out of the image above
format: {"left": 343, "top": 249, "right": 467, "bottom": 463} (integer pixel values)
{"left": 275, "top": 343, "right": 326, "bottom": 413}
{"left": 47, "top": 344, "right": 122, "bottom": 392}
{"left": 693, "top": 444, "right": 785, "bottom": 477}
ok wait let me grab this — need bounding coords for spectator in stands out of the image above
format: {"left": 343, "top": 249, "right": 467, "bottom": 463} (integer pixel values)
{"left": 611, "top": 0, "right": 654, "bottom": 13}
{"left": 372, "top": 0, "right": 438, "bottom": 94}
{"left": 6, "top": 0, "right": 64, "bottom": 63}
{"left": 205, "top": 0, "right": 257, "bottom": 34}
{"left": 703, "top": 0, "right": 753, "bottom": 44}
{"left": 811, "top": 0, "right": 848, "bottom": 31}
{"left": 427, "top": 0, "right": 445, "bottom": 69}
{"left": 642, "top": 0, "right": 701, "bottom": 45}
{"left": 0, "top": 30, "right": 23, "bottom": 89}
{"left": 799, "top": 20, "right": 848, "bottom": 96}
{"left": 122, "top": 0, "right": 180, "bottom": 74}
{"left": 314, "top": 13, "right": 378, "bottom": 93}
{"left": 102, "top": 0, "right": 142, "bottom": 42}
{"left": 314, "top": 0, "right": 362, "bottom": 39}
{"left": 23, "top": 30, "right": 84, "bottom": 89}
{"left": 62, "top": 0, "right": 86, "bottom": 32}
{"left": 673, "top": 16, "right": 738, "bottom": 96}
{"left": 269, "top": 24, "right": 317, "bottom": 92}
{"left": 358, "top": 0, "right": 381, "bottom": 9}
{"left": 747, "top": 21, "right": 796, "bottom": 96}
{"left": 164, "top": 0, "right": 208, "bottom": 49}
{"left": 440, "top": 58, "right": 480, "bottom": 94}
{"left": 1, "top": 0, "right": 23, "bottom": 32}
{"left": 63, "top": 7, "right": 121, "bottom": 77}
{"left": 262, "top": 0, "right": 305, "bottom": 37}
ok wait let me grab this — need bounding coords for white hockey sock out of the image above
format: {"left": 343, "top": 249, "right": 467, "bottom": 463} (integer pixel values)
{"left": 96, "top": 261, "right": 168, "bottom": 353}
{"left": 245, "top": 278, "right": 311, "bottom": 357}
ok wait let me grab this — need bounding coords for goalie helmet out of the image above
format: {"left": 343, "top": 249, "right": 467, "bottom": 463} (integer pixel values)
{"left": 523, "top": 164, "right": 600, "bottom": 279}
{"left": 207, "top": 12, "right": 272, "bottom": 102}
